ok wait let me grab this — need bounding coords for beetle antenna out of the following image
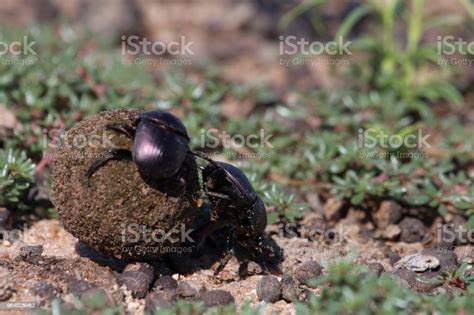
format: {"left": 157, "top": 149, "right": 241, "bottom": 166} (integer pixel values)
{"left": 189, "top": 150, "right": 218, "bottom": 165}
{"left": 147, "top": 117, "right": 190, "bottom": 142}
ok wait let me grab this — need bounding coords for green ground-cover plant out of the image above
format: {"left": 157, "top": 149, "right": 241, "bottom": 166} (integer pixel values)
{"left": 298, "top": 254, "right": 474, "bottom": 315}
{"left": 0, "top": 25, "right": 154, "bottom": 160}
{"left": 0, "top": 148, "right": 35, "bottom": 209}
{"left": 417, "top": 263, "right": 474, "bottom": 288}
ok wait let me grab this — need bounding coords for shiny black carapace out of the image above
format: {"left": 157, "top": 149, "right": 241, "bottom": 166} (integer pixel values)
{"left": 85, "top": 111, "right": 191, "bottom": 196}
{"left": 192, "top": 152, "right": 282, "bottom": 275}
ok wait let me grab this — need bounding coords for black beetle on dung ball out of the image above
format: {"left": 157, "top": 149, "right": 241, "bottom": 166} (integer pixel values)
{"left": 52, "top": 109, "right": 282, "bottom": 275}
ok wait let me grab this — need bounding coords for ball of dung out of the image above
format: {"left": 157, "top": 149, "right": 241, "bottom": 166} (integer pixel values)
{"left": 51, "top": 109, "right": 200, "bottom": 259}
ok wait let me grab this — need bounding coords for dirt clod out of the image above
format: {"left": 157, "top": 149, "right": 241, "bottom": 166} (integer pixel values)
{"left": 421, "top": 248, "right": 458, "bottom": 272}
{"left": 366, "top": 263, "right": 385, "bottom": 276}
{"left": 31, "top": 280, "right": 57, "bottom": 299}
{"left": 399, "top": 217, "right": 427, "bottom": 243}
{"left": 153, "top": 275, "right": 178, "bottom": 292}
{"left": 257, "top": 275, "right": 282, "bottom": 303}
{"left": 117, "top": 263, "right": 155, "bottom": 298}
{"left": 240, "top": 261, "right": 263, "bottom": 277}
{"left": 375, "top": 224, "right": 401, "bottom": 241}
{"left": 294, "top": 260, "right": 322, "bottom": 285}
{"left": 0, "top": 270, "right": 13, "bottom": 301}
{"left": 391, "top": 269, "right": 440, "bottom": 293}
{"left": 67, "top": 279, "right": 97, "bottom": 298}
{"left": 0, "top": 207, "right": 12, "bottom": 230}
{"left": 201, "top": 289, "right": 235, "bottom": 307}
{"left": 323, "top": 198, "right": 346, "bottom": 222}
{"left": 373, "top": 201, "right": 403, "bottom": 228}
{"left": 16, "top": 245, "right": 44, "bottom": 264}
{"left": 178, "top": 280, "right": 205, "bottom": 298}
{"left": 394, "top": 253, "right": 440, "bottom": 272}
{"left": 280, "top": 274, "right": 300, "bottom": 303}
{"left": 145, "top": 291, "right": 177, "bottom": 312}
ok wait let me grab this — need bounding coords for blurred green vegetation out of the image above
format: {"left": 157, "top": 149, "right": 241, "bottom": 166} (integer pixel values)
{"left": 298, "top": 254, "right": 474, "bottom": 314}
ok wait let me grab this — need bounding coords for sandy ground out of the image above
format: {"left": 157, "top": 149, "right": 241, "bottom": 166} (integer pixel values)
{"left": 1, "top": 215, "right": 438, "bottom": 314}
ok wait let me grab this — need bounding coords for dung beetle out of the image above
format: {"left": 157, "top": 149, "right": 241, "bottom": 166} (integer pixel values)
{"left": 85, "top": 110, "right": 192, "bottom": 196}
{"left": 191, "top": 152, "right": 282, "bottom": 275}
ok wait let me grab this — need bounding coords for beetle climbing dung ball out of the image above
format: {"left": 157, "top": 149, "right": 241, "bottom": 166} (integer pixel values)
{"left": 51, "top": 109, "right": 200, "bottom": 259}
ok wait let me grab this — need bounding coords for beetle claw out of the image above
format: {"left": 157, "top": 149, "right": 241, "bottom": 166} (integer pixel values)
{"left": 106, "top": 122, "right": 136, "bottom": 139}
{"left": 84, "top": 148, "right": 132, "bottom": 179}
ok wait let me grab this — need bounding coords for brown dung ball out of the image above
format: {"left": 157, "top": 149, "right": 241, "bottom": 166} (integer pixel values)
{"left": 51, "top": 109, "right": 200, "bottom": 259}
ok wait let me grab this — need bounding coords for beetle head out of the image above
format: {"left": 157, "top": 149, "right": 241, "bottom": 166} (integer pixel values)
{"left": 235, "top": 233, "right": 283, "bottom": 267}
{"left": 139, "top": 110, "right": 190, "bottom": 141}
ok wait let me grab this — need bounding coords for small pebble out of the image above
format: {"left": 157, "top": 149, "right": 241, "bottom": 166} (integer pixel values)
{"left": 17, "top": 245, "right": 44, "bottom": 264}
{"left": 239, "top": 261, "right": 263, "bottom": 277}
{"left": 257, "top": 276, "right": 282, "bottom": 303}
{"left": 0, "top": 277, "right": 13, "bottom": 301}
{"left": 31, "top": 281, "right": 56, "bottom": 299}
{"left": 373, "top": 201, "right": 403, "bottom": 228}
{"left": 0, "top": 207, "right": 11, "bottom": 230}
{"left": 280, "top": 274, "right": 299, "bottom": 302}
{"left": 399, "top": 217, "right": 427, "bottom": 243}
{"left": 421, "top": 248, "right": 458, "bottom": 272}
{"left": 67, "top": 280, "right": 97, "bottom": 298}
{"left": 367, "top": 263, "right": 385, "bottom": 276}
{"left": 394, "top": 253, "right": 440, "bottom": 272}
{"left": 323, "top": 198, "right": 346, "bottom": 222}
{"left": 81, "top": 288, "right": 115, "bottom": 306}
{"left": 384, "top": 248, "right": 401, "bottom": 266}
{"left": 294, "top": 261, "right": 322, "bottom": 285}
{"left": 391, "top": 268, "right": 440, "bottom": 293}
{"left": 375, "top": 224, "right": 401, "bottom": 241}
{"left": 117, "top": 263, "right": 154, "bottom": 298}
{"left": 153, "top": 275, "right": 178, "bottom": 291}
{"left": 145, "top": 291, "right": 177, "bottom": 312}
{"left": 178, "top": 281, "right": 205, "bottom": 298}
{"left": 201, "top": 290, "right": 235, "bottom": 307}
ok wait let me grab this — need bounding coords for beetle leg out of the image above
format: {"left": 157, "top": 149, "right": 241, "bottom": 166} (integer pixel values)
{"left": 191, "top": 221, "right": 217, "bottom": 253}
{"left": 214, "top": 251, "right": 233, "bottom": 276}
{"left": 205, "top": 191, "right": 229, "bottom": 199}
{"left": 128, "top": 113, "right": 140, "bottom": 126}
{"left": 106, "top": 123, "right": 136, "bottom": 139}
{"left": 85, "top": 148, "right": 132, "bottom": 178}
{"left": 214, "top": 228, "right": 236, "bottom": 275}
{"left": 147, "top": 173, "right": 186, "bottom": 198}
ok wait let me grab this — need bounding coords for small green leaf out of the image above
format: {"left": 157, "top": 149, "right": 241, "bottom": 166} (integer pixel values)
{"left": 350, "top": 193, "right": 365, "bottom": 205}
